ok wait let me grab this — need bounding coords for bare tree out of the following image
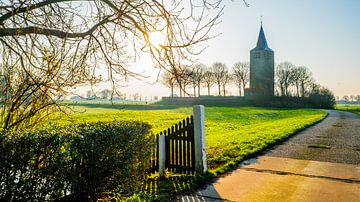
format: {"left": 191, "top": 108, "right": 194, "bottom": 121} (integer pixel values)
{"left": 232, "top": 62, "right": 249, "bottom": 96}
{"left": 0, "top": 1, "right": 225, "bottom": 130}
{"left": 276, "top": 62, "right": 296, "bottom": 96}
{"left": 161, "top": 70, "right": 177, "bottom": 97}
{"left": 221, "top": 72, "right": 232, "bottom": 96}
{"left": 189, "top": 63, "right": 206, "bottom": 97}
{"left": 295, "top": 66, "right": 313, "bottom": 97}
{"left": 100, "top": 89, "right": 111, "bottom": 99}
{"left": 277, "top": 64, "right": 313, "bottom": 98}
{"left": 212, "top": 62, "right": 228, "bottom": 96}
{"left": 175, "top": 65, "right": 193, "bottom": 97}
{"left": 0, "top": 54, "right": 88, "bottom": 130}
{"left": 349, "top": 95, "right": 356, "bottom": 102}
{"left": 86, "top": 90, "right": 93, "bottom": 99}
{"left": 202, "top": 70, "right": 214, "bottom": 96}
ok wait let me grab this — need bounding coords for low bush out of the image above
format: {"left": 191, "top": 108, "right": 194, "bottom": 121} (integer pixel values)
{"left": 0, "top": 121, "right": 152, "bottom": 201}
{"left": 308, "top": 87, "right": 336, "bottom": 109}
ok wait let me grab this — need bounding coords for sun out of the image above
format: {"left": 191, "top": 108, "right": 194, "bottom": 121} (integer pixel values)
{"left": 149, "top": 31, "right": 165, "bottom": 48}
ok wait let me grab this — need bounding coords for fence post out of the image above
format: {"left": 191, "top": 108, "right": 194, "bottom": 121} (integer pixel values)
{"left": 159, "top": 134, "right": 166, "bottom": 178}
{"left": 193, "top": 105, "right": 207, "bottom": 174}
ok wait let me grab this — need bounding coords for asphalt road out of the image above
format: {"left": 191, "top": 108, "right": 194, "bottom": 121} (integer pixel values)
{"left": 179, "top": 110, "right": 360, "bottom": 202}
{"left": 267, "top": 110, "right": 360, "bottom": 165}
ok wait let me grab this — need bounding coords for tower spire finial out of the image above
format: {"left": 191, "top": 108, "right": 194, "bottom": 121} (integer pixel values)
{"left": 260, "top": 15, "right": 263, "bottom": 26}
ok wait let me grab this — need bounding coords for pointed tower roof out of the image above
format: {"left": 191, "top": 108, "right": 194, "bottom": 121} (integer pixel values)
{"left": 252, "top": 25, "right": 273, "bottom": 52}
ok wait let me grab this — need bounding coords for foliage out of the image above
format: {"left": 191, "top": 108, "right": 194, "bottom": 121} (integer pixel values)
{"left": 308, "top": 85, "right": 336, "bottom": 109}
{"left": 0, "top": 121, "right": 151, "bottom": 201}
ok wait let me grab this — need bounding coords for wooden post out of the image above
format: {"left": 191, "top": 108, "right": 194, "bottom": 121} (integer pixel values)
{"left": 193, "top": 105, "right": 207, "bottom": 174}
{"left": 159, "top": 134, "right": 166, "bottom": 178}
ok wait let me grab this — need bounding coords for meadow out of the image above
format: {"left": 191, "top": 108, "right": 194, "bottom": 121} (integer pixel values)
{"left": 55, "top": 102, "right": 327, "bottom": 173}
{"left": 335, "top": 104, "right": 360, "bottom": 116}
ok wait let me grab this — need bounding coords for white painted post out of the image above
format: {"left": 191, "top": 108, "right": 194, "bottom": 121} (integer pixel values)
{"left": 159, "top": 135, "right": 166, "bottom": 178}
{"left": 193, "top": 105, "right": 207, "bottom": 174}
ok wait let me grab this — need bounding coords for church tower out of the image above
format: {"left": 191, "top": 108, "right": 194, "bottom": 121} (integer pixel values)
{"left": 249, "top": 25, "right": 274, "bottom": 97}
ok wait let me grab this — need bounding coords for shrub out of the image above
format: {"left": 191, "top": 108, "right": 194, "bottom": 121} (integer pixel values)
{"left": 0, "top": 121, "right": 152, "bottom": 201}
{"left": 308, "top": 87, "right": 336, "bottom": 109}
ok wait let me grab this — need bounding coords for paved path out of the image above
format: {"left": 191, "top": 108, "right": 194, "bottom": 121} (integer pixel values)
{"left": 179, "top": 110, "right": 360, "bottom": 202}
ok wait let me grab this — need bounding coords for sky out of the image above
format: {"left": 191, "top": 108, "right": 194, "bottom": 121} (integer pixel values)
{"left": 98, "top": 0, "right": 360, "bottom": 99}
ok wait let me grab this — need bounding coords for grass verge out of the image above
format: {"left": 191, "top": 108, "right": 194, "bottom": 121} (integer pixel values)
{"left": 335, "top": 104, "right": 360, "bottom": 116}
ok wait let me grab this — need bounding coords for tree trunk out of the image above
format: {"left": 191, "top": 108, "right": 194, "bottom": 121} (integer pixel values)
{"left": 197, "top": 82, "right": 201, "bottom": 97}
{"left": 301, "top": 82, "right": 305, "bottom": 97}
{"left": 242, "top": 83, "right": 246, "bottom": 96}
{"left": 296, "top": 82, "right": 300, "bottom": 97}
{"left": 238, "top": 84, "right": 242, "bottom": 96}
{"left": 183, "top": 84, "right": 186, "bottom": 97}
{"left": 218, "top": 83, "right": 221, "bottom": 96}
{"left": 223, "top": 85, "right": 226, "bottom": 96}
{"left": 193, "top": 86, "right": 196, "bottom": 97}
{"left": 207, "top": 84, "right": 211, "bottom": 95}
{"left": 171, "top": 85, "right": 174, "bottom": 97}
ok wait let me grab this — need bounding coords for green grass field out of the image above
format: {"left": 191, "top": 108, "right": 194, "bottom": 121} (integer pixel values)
{"left": 54, "top": 102, "right": 327, "bottom": 173}
{"left": 336, "top": 104, "right": 360, "bottom": 116}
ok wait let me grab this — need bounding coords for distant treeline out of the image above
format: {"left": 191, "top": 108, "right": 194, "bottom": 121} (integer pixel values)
{"left": 160, "top": 61, "right": 335, "bottom": 108}
{"left": 159, "top": 95, "right": 335, "bottom": 109}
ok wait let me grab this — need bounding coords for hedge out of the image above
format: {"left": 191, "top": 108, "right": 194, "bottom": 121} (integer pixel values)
{"left": 0, "top": 121, "right": 152, "bottom": 201}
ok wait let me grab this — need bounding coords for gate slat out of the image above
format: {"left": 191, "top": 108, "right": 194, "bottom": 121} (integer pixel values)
{"left": 185, "top": 117, "right": 190, "bottom": 173}
{"left": 191, "top": 115, "right": 195, "bottom": 174}
{"left": 169, "top": 124, "right": 174, "bottom": 172}
{"left": 179, "top": 121, "right": 184, "bottom": 173}
{"left": 175, "top": 122, "right": 180, "bottom": 173}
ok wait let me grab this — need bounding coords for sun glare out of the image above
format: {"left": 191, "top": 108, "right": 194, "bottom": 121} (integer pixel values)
{"left": 149, "top": 31, "right": 165, "bottom": 48}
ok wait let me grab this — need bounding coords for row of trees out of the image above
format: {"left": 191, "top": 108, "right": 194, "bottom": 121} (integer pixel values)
{"left": 161, "top": 61, "right": 325, "bottom": 99}
{"left": 161, "top": 62, "right": 250, "bottom": 97}
{"left": 339, "top": 95, "right": 360, "bottom": 102}
{"left": 82, "top": 90, "right": 159, "bottom": 101}
{"left": 276, "top": 62, "right": 314, "bottom": 97}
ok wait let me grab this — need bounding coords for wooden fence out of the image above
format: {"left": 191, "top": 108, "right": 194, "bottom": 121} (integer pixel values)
{"left": 149, "top": 105, "right": 207, "bottom": 176}
{"left": 149, "top": 115, "right": 195, "bottom": 174}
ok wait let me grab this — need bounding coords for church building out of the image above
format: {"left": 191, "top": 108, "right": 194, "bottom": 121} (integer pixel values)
{"left": 246, "top": 25, "right": 274, "bottom": 97}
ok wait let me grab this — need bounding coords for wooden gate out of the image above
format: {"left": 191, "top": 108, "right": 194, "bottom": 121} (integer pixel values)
{"left": 149, "top": 115, "right": 195, "bottom": 174}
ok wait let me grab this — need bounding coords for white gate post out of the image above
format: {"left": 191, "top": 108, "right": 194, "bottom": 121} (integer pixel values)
{"left": 159, "top": 134, "right": 166, "bottom": 178}
{"left": 193, "top": 105, "right": 207, "bottom": 174}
